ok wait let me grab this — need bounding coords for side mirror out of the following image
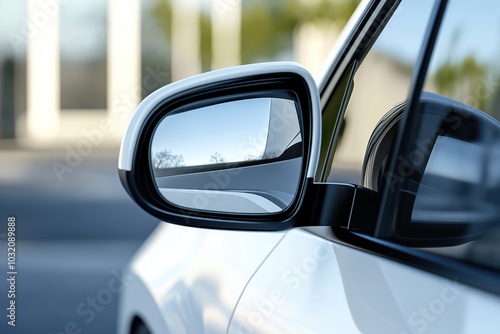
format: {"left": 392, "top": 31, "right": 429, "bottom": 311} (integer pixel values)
{"left": 151, "top": 97, "right": 303, "bottom": 214}
{"left": 118, "top": 62, "right": 321, "bottom": 230}
{"left": 363, "top": 92, "right": 500, "bottom": 246}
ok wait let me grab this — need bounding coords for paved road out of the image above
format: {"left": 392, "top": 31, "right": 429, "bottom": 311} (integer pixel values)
{"left": 0, "top": 148, "right": 159, "bottom": 334}
{"left": 0, "top": 146, "right": 361, "bottom": 334}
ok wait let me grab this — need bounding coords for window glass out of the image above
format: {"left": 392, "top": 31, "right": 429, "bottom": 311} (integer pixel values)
{"left": 424, "top": 0, "right": 500, "bottom": 121}
{"left": 412, "top": 0, "right": 500, "bottom": 270}
{"left": 328, "top": 0, "right": 435, "bottom": 184}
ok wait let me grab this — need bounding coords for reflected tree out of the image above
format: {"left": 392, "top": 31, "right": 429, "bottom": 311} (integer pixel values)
{"left": 244, "top": 149, "right": 283, "bottom": 161}
{"left": 434, "top": 55, "right": 487, "bottom": 110}
{"left": 152, "top": 149, "right": 185, "bottom": 168}
{"left": 262, "top": 149, "right": 283, "bottom": 160}
{"left": 244, "top": 154, "right": 261, "bottom": 161}
{"left": 491, "top": 78, "right": 500, "bottom": 120}
{"left": 210, "top": 152, "right": 226, "bottom": 164}
{"left": 169, "top": 153, "right": 185, "bottom": 167}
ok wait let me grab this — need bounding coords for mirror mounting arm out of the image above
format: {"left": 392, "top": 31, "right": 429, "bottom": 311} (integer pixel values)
{"left": 297, "top": 180, "right": 380, "bottom": 233}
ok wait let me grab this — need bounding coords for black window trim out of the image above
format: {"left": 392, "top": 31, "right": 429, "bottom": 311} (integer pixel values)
{"left": 304, "top": 226, "right": 500, "bottom": 296}
{"left": 319, "top": 0, "right": 500, "bottom": 296}
{"left": 375, "top": 0, "right": 450, "bottom": 238}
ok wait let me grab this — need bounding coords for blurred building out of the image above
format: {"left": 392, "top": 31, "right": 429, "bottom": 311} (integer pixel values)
{"left": 0, "top": 0, "right": 380, "bottom": 152}
{"left": 0, "top": 0, "right": 145, "bottom": 146}
{"left": 0, "top": 0, "right": 358, "bottom": 147}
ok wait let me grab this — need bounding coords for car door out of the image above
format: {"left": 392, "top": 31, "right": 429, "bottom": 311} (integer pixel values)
{"left": 227, "top": 0, "right": 500, "bottom": 333}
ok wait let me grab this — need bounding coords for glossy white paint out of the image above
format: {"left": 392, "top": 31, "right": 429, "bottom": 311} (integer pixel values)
{"left": 118, "top": 62, "right": 321, "bottom": 179}
{"left": 227, "top": 228, "right": 359, "bottom": 334}
{"left": 119, "top": 225, "right": 500, "bottom": 333}
{"left": 117, "top": 223, "right": 285, "bottom": 334}
{"left": 227, "top": 227, "right": 500, "bottom": 333}
{"left": 117, "top": 1, "right": 500, "bottom": 333}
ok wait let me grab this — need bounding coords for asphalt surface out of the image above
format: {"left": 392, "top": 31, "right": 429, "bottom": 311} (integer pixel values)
{"left": 0, "top": 146, "right": 361, "bottom": 334}
{"left": 0, "top": 147, "right": 159, "bottom": 334}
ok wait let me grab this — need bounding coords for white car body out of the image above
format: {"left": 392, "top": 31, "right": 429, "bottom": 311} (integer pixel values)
{"left": 118, "top": 224, "right": 500, "bottom": 333}
{"left": 118, "top": 0, "right": 500, "bottom": 333}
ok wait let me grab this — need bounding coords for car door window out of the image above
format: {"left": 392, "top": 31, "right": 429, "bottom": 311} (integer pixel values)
{"left": 319, "top": 0, "right": 500, "bottom": 286}
{"left": 411, "top": 0, "right": 500, "bottom": 270}
{"left": 423, "top": 0, "right": 500, "bottom": 121}
{"left": 327, "top": 0, "right": 435, "bottom": 184}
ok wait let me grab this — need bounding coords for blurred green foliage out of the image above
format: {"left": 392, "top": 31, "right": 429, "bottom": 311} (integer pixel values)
{"left": 434, "top": 56, "right": 486, "bottom": 107}
{"left": 240, "top": 0, "right": 357, "bottom": 63}
{"left": 434, "top": 56, "right": 500, "bottom": 117}
{"left": 151, "top": 0, "right": 359, "bottom": 68}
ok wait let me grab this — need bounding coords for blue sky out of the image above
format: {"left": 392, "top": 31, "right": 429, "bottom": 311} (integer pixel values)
{"left": 374, "top": 0, "right": 500, "bottom": 73}
{"left": 151, "top": 98, "right": 272, "bottom": 166}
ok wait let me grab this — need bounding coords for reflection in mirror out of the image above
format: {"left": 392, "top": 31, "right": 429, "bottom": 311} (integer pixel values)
{"left": 412, "top": 134, "right": 500, "bottom": 226}
{"left": 409, "top": 100, "right": 500, "bottom": 233}
{"left": 150, "top": 97, "right": 303, "bottom": 214}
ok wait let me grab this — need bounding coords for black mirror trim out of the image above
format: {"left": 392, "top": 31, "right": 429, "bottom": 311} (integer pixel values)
{"left": 119, "top": 65, "right": 321, "bottom": 230}
{"left": 376, "top": 93, "right": 500, "bottom": 246}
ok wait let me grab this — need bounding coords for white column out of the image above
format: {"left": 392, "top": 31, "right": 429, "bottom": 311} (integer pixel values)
{"left": 27, "top": 0, "right": 60, "bottom": 140}
{"left": 211, "top": 0, "right": 241, "bottom": 70}
{"left": 107, "top": 0, "right": 141, "bottom": 135}
{"left": 171, "top": 0, "right": 201, "bottom": 81}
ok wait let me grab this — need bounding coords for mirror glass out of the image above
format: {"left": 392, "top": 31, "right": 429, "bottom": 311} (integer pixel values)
{"left": 150, "top": 97, "right": 303, "bottom": 214}
{"left": 408, "top": 102, "right": 500, "bottom": 232}
{"left": 411, "top": 133, "right": 500, "bottom": 226}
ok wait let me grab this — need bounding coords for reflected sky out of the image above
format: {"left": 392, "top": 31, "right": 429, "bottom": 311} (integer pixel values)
{"left": 424, "top": 136, "right": 483, "bottom": 184}
{"left": 432, "top": 0, "right": 500, "bottom": 65}
{"left": 375, "top": 0, "right": 500, "bottom": 72}
{"left": 151, "top": 98, "right": 272, "bottom": 166}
